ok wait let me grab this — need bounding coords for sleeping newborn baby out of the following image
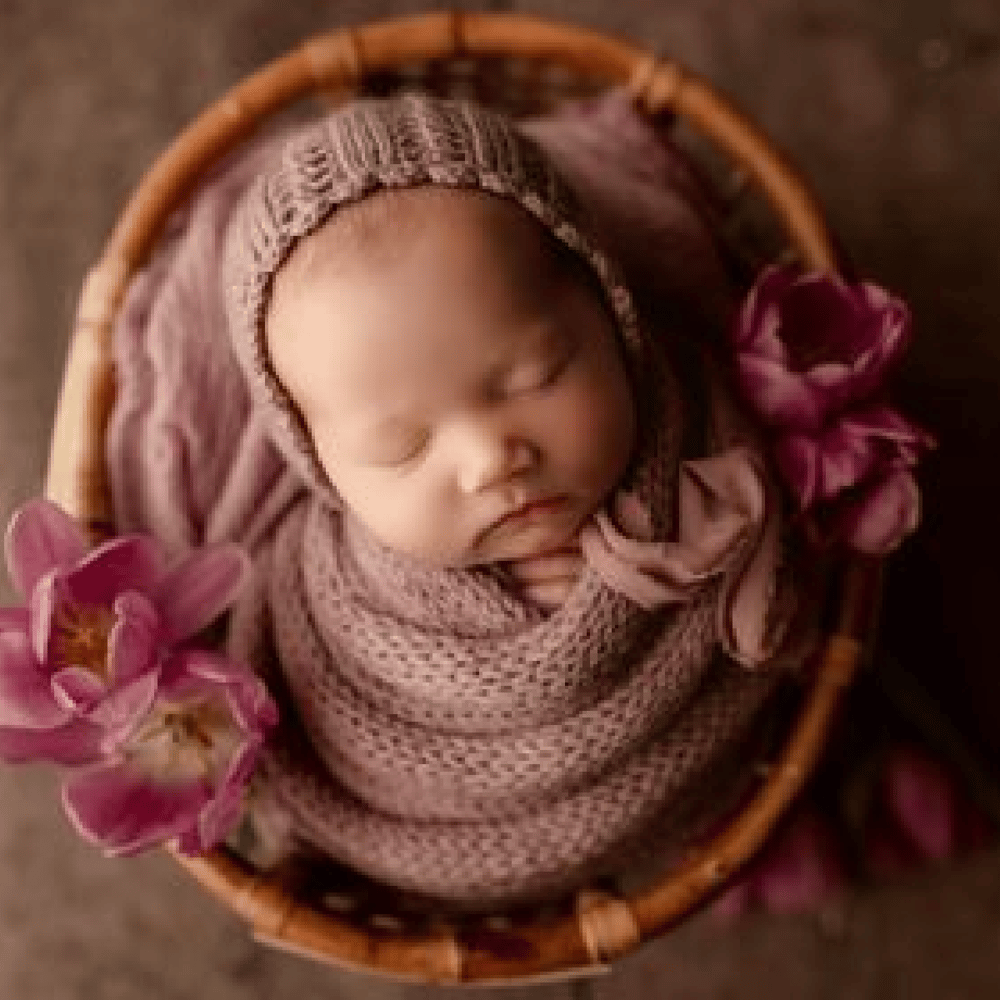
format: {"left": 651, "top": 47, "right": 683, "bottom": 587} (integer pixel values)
{"left": 263, "top": 183, "right": 634, "bottom": 606}
{"left": 220, "top": 91, "right": 806, "bottom": 909}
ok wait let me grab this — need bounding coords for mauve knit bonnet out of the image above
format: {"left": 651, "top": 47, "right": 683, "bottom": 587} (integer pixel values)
{"left": 222, "top": 91, "right": 644, "bottom": 502}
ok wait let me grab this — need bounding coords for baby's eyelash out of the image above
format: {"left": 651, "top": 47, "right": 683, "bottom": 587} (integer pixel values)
{"left": 535, "top": 361, "right": 563, "bottom": 389}
{"left": 507, "top": 346, "right": 575, "bottom": 396}
{"left": 389, "top": 437, "right": 430, "bottom": 467}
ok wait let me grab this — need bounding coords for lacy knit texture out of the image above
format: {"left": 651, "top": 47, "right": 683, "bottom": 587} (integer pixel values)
{"left": 110, "top": 91, "right": 810, "bottom": 910}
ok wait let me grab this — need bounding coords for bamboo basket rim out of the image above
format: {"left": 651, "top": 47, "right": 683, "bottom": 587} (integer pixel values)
{"left": 43, "top": 9, "right": 877, "bottom": 986}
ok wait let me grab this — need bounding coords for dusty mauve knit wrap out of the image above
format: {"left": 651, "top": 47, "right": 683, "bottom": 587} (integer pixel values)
{"left": 217, "top": 93, "right": 805, "bottom": 908}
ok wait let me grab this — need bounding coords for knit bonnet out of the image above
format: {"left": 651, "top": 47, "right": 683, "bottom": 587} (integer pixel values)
{"left": 222, "top": 91, "right": 645, "bottom": 501}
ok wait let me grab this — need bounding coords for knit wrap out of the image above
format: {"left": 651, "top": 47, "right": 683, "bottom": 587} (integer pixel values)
{"left": 226, "top": 375, "right": 791, "bottom": 908}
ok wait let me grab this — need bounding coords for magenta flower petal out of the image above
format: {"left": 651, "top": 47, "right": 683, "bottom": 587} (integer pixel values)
{"left": 835, "top": 465, "right": 921, "bottom": 555}
{"left": 171, "top": 648, "right": 277, "bottom": 728}
{"left": 188, "top": 789, "right": 243, "bottom": 854}
{"left": 805, "top": 359, "right": 856, "bottom": 395}
{"left": 169, "top": 646, "right": 245, "bottom": 687}
{"left": 732, "top": 265, "right": 798, "bottom": 351}
{"left": 230, "top": 679, "right": 279, "bottom": 732}
{"left": 0, "top": 631, "right": 67, "bottom": 729}
{"left": 180, "top": 736, "right": 263, "bottom": 854}
{"left": 106, "top": 593, "right": 160, "bottom": 685}
{"left": 814, "top": 423, "right": 880, "bottom": 500}
{"left": 882, "top": 745, "right": 963, "bottom": 862}
{"left": 848, "top": 287, "right": 911, "bottom": 394}
{"left": 62, "top": 762, "right": 211, "bottom": 857}
{"left": 64, "top": 536, "right": 164, "bottom": 609}
{"left": 4, "top": 499, "right": 87, "bottom": 597}
{"left": 28, "top": 571, "right": 59, "bottom": 664}
{"left": 737, "top": 354, "right": 826, "bottom": 430}
{"left": 839, "top": 405, "right": 936, "bottom": 462}
{"left": 0, "top": 716, "right": 105, "bottom": 766}
{"left": 748, "top": 810, "right": 847, "bottom": 914}
{"left": 0, "top": 607, "right": 29, "bottom": 633}
{"left": 51, "top": 666, "right": 105, "bottom": 713}
{"left": 1, "top": 499, "right": 262, "bottom": 785}
{"left": 779, "top": 273, "right": 909, "bottom": 388}
{"left": 711, "top": 874, "right": 755, "bottom": 921}
{"left": 778, "top": 273, "right": 862, "bottom": 357}
{"left": 58, "top": 648, "right": 279, "bottom": 856}
{"left": 154, "top": 546, "right": 251, "bottom": 646}
{"left": 732, "top": 267, "right": 930, "bottom": 554}
{"left": 774, "top": 434, "right": 821, "bottom": 509}
{"left": 859, "top": 280, "right": 893, "bottom": 311}
{"left": 89, "top": 672, "right": 160, "bottom": 751}
{"left": 173, "top": 825, "right": 204, "bottom": 857}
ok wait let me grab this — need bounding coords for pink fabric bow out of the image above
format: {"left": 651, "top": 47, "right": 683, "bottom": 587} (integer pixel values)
{"left": 582, "top": 447, "right": 789, "bottom": 667}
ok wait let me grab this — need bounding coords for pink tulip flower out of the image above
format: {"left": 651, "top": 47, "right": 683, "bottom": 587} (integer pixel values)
{"left": 0, "top": 499, "right": 249, "bottom": 764}
{"left": 774, "top": 405, "right": 934, "bottom": 554}
{"left": 712, "top": 744, "right": 995, "bottom": 921}
{"left": 62, "top": 648, "right": 278, "bottom": 856}
{"left": 712, "top": 808, "right": 848, "bottom": 920}
{"left": 732, "top": 266, "right": 934, "bottom": 554}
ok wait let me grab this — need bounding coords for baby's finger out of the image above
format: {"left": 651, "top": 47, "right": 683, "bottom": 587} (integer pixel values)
{"left": 520, "top": 578, "right": 576, "bottom": 610}
{"left": 507, "top": 550, "right": 584, "bottom": 584}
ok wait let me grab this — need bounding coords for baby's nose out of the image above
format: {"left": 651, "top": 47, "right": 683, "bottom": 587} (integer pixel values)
{"left": 455, "top": 422, "right": 537, "bottom": 494}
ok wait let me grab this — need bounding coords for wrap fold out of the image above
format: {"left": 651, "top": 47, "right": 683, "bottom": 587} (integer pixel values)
{"left": 583, "top": 446, "right": 791, "bottom": 667}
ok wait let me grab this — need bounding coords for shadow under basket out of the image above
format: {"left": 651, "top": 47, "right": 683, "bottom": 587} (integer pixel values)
{"left": 44, "top": 9, "right": 880, "bottom": 987}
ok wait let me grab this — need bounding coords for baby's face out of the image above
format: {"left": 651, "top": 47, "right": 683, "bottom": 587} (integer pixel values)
{"left": 266, "top": 188, "right": 636, "bottom": 569}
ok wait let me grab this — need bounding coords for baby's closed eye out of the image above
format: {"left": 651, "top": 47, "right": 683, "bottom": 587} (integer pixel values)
{"left": 502, "top": 337, "right": 577, "bottom": 397}
{"left": 505, "top": 356, "right": 567, "bottom": 396}
{"left": 352, "top": 427, "right": 431, "bottom": 469}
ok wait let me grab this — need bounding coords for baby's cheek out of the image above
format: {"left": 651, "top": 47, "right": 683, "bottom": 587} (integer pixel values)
{"left": 537, "top": 389, "right": 628, "bottom": 509}
{"left": 355, "top": 472, "right": 469, "bottom": 568}
{"left": 310, "top": 424, "right": 345, "bottom": 481}
{"left": 575, "top": 365, "right": 635, "bottom": 472}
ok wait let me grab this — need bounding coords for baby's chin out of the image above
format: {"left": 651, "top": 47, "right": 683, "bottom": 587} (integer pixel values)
{"left": 390, "top": 524, "right": 580, "bottom": 571}
{"left": 356, "top": 496, "right": 595, "bottom": 570}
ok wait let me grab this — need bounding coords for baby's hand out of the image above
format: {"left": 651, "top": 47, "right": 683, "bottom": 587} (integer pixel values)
{"left": 503, "top": 540, "right": 584, "bottom": 611}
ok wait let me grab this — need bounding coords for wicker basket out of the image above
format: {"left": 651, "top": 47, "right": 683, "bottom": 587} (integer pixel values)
{"left": 44, "top": 9, "right": 879, "bottom": 986}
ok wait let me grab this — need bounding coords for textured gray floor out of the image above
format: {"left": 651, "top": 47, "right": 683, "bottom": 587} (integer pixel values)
{"left": 2, "top": 1, "right": 999, "bottom": 997}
